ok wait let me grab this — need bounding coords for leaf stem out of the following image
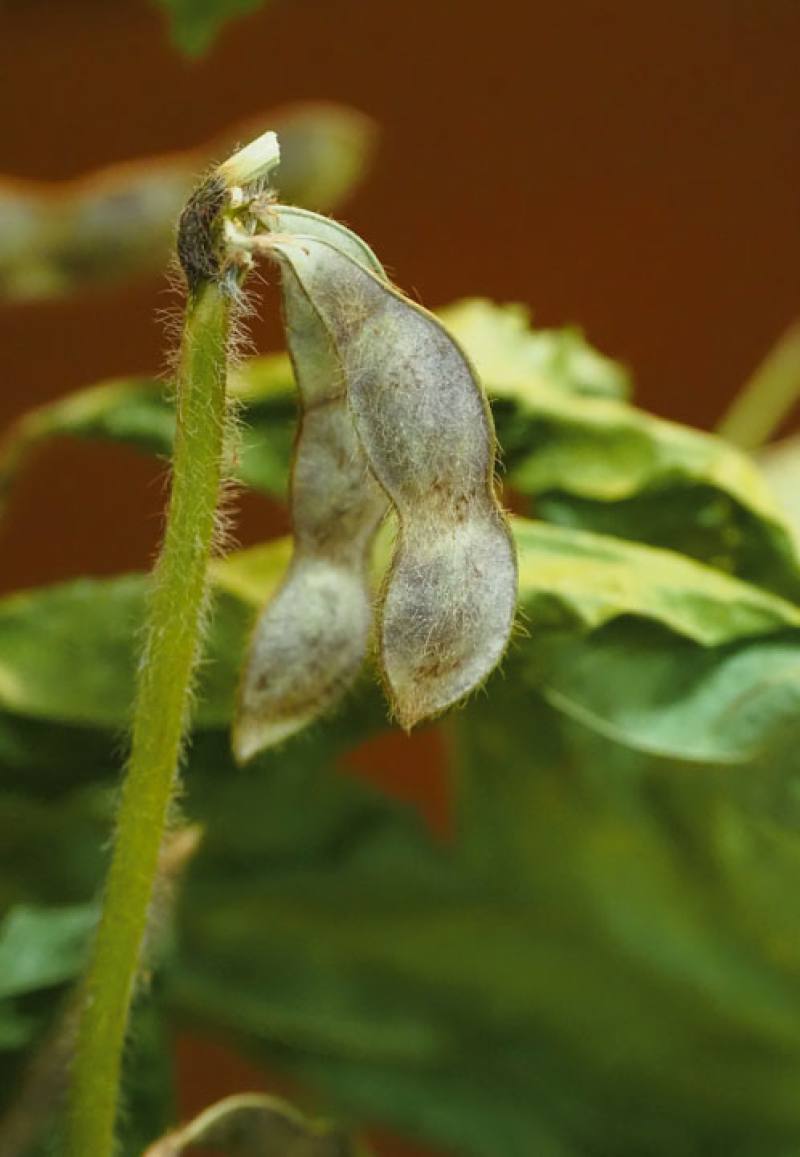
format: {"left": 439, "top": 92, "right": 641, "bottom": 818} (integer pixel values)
{"left": 65, "top": 281, "right": 232, "bottom": 1156}
{"left": 716, "top": 321, "right": 800, "bottom": 451}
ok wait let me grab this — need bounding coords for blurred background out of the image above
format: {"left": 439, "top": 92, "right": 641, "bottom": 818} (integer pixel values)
{"left": 1, "top": 2, "right": 798, "bottom": 1153}
{"left": 2, "top": 0, "right": 799, "bottom": 595}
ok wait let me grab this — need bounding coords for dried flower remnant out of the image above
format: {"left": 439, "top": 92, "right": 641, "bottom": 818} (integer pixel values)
{"left": 176, "top": 174, "right": 228, "bottom": 293}
{"left": 176, "top": 129, "right": 280, "bottom": 295}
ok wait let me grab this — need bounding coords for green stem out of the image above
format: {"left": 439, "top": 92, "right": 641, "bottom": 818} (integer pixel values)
{"left": 716, "top": 321, "right": 800, "bottom": 452}
{"left": 65, "top": 281, "right": 232, "bottom": 1156}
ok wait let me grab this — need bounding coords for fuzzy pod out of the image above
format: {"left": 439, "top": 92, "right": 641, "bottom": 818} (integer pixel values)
{"left": 263, "top": 233, "right": 518, "bottom": 728}
{"left": 233, "top": 210, "right": 389, "bottom": 761}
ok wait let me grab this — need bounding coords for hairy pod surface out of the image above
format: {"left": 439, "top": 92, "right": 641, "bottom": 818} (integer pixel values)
{"left": 233, "top": 209, "right": 388, "bottom": 761}
{"left": 265, "top": 233, "right": 518, "bottom": 728}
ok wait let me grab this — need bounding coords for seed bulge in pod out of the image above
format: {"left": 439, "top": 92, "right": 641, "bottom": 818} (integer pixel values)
{"left": 233, "top": 210, "right": 389, "bottom": 761}
{"left": 265, "top": 234, "right": 518, "bottom": 728}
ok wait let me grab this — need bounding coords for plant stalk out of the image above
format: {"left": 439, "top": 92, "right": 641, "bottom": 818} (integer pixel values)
{"left": 65, "top": 281, "right": 232, "bottom": 1156}
{"left": 716, "top": 321, "right": 800, "bottom": 451}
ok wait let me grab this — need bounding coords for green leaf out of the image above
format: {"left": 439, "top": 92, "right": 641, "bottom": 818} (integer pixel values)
{"left": 440, "top": 298, "right": 630, "bottom": 399}
{"left": 3, "top": 521, "right": 800, "bottom": 769}
{"left": 165, "top": 710, "right": 800, "bottom": 1157}
{"left": 7, "top": 300, "right": 614, "bottom": 511}
{"left": 0, "top": 786, "right": 111, "bottom": 909}
{"left": 8, "top": 722, "right": 800, "bottom": 1155}
{"left": 0, "top": 919, "right": 174, "bottom": 1155}
{"left": 5, "top": 302, "right": 799, "bottom": 603}
{"left": 514, "top": 518, "right": 800, "bottom": 643}
{"left": 119, "top": 999, "right": 177, "bottom": 1157}
{"left": 0, "top": 1002, "right": 39, "bottom": 1050}
{"left": 4, "top": 447, "right": 800, "bottom": 1154}
{"left": 536, "top": 625, "right": 800, "bottom": 764}
{"left": 508, "top": 520, "right": 800, "bottom": 763}
{"left": 0, "top": 356, "right": 297, "bottom": 517}
{"left": 497, "top": 379, "right": 800, "bottom": 599}
{"left": 0, "top": 536, "right": 373, "bottom": 750}
{"left": 153, "top": 0, "right": 272, "bottom": 55}
{"left": 0, "top": 557, "right": 270, "bottom": 731}
{"left": 0, "top": 713, "right": 115, "bottom": 788}
{"left": 759, "top": 433, "right": 800, "bottom": 537}
{"left": 0, "top": 904, "right": 97, "bottom": 1001}
{"left": 5, "top": 545, "right": 800, "bottom": 1154}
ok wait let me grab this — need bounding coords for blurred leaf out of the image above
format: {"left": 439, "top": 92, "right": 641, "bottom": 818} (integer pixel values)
{"left": 4, "top": 364, "right": 800, "bottom": 1157}
{"left": 0, "top": 904, "right": 96, "bottom": 1001}
{"left": 514, "top": 518, "right": 800, "bottom": 643}
{"left": 0, "top": 355, "right": 297, "bottom": 519}
{"left": 153, "top": 0, "right": 272, "bottom": 55}
{"left": 271, "top": 103, "right": 378, "bottom": 214}
{"left": 5, "top": 299, "right": 619, "bottom": 509}
{"left": 496, "top": 377, "right": 800, "bottom": 599}
{"left": 0, "top": 822, "right": 186, "bottom": 1152}
{"left": 5, "top": 546, "right": 800, "bottom": 1155}
{"left": 0, "top": 702, "right": 387, "bottom": 1146}
{"left": 0, "top": 903, "right": 95, "bottom": 1140}
{"left": 0, "top": 713, "right": 116, "bottom": 786}
{"left": 119, "top": 1000, "right": 177, "bottom": 1157}
{"left": 0, "top": 786, "right": 111, "bottom": 910}
{"left": 0, "top": 1005, "right": 76, "bottom": 1150}
{"left": 0, "top": 959, "right": 174, "bottom": 1157}
{"left": 3, "top": 521, "right": 800, "bottom": 771}
{"left": 535, "top": 624, "right": 800, "bottom": 765}
{"left": 442, "top": 297, "right": 630, "bottom": 399}
{"left": 0, "top": 569, "right": 256, "bottom": 731}
{"left": 511, "top": 519, "right": 800, "bottom": 763}
{"left": 167, "top": 697, "right": 800, "bottom": 1157}
{"left": 4, "top": 303, "right": 798, "bottom": 605}
{"left": 0, "top": 1004, "right": 38, "bottom": 1051}
{"left": 142, "top": 1092, "right": 362, "bottom": 1156}
{"left": 0, "top": 103, "right": 376, "bottom": 302}
{"left": 759, "top": 433, "right": 800, "bottom": 539}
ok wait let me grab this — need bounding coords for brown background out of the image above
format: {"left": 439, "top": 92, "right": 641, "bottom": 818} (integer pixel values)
{"left": 1, "top": 1, "right": 799, "bottom": 1152}
{"left": 2, "top": 0, "right": 800, "bottom": 595}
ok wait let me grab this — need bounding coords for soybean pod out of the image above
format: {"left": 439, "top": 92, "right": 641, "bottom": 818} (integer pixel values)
{"left": 262, "top": 231, "right": 517, "bottom": 729}
{"left": 233, "top": 209, "right": 389, "bottom": 761}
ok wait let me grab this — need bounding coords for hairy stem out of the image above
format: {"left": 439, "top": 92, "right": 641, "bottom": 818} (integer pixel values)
{"left": 65, "top": 281, "right": 232, "bottom": 1156}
